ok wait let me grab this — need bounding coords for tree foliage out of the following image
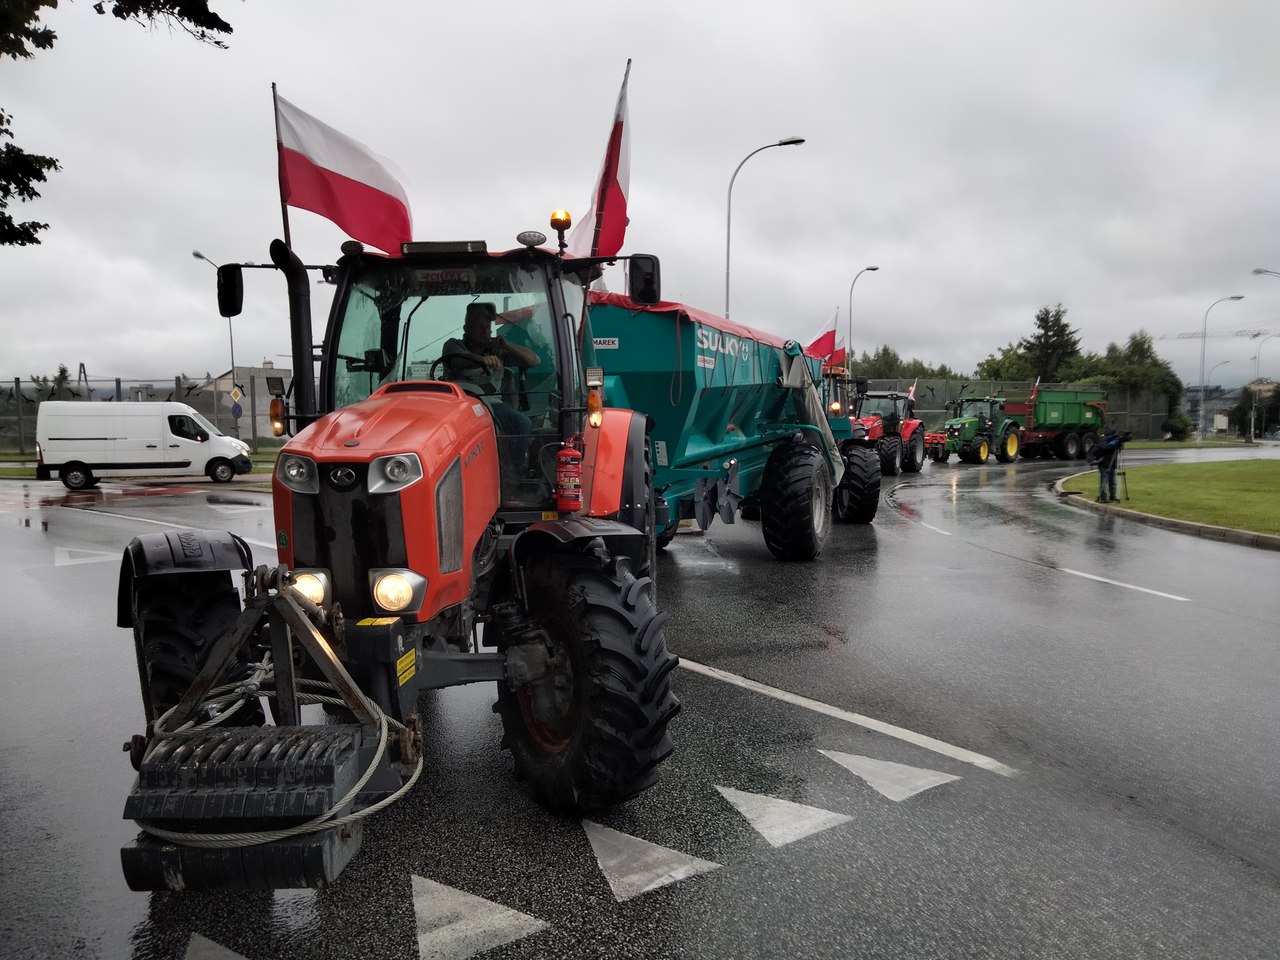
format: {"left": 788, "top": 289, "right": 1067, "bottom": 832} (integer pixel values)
{"left": 0, "top": 0, "right": 232, "bottom": 246}
{"left": 851, "top": 344, "right": 964, "bottom": 380}
{"left": 1017, "top": 303, "right": 1081, "bottom": 381}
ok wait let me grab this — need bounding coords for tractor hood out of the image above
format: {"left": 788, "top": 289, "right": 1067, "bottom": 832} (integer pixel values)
{"left": 285, "top": 383, "right": 492, "bottom": 476}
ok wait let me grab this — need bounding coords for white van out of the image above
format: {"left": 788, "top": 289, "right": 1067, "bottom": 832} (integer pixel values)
{"left": 35, "top": 401, "right": 253, "bottom": 489}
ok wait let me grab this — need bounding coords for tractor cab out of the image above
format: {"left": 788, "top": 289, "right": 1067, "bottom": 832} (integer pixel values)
{"left": 320, "top": 244, "right": 592, "bottom": 509}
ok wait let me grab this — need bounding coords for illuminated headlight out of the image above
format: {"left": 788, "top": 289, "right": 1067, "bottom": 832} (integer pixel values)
{"left": 829, "top": 400, "right": 842, "bottom": 414}
{"left": 370, "top": 569, "right": 427, "bottom": 613}
{"left": 291, "top": 570, "right": 331, "bottom": 606}
{"left": 278, "top": 454, "right": 319, "bottom": 493}
{"left": 368, "top": 453, "right": 423, "bottom": 494}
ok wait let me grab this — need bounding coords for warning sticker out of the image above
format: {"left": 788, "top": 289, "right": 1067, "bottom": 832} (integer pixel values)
{"left": 696, "top": 355, "right": 716, "bottom": 369}
{"left": 396, "top": 649, "right": 416, "bottom": 686}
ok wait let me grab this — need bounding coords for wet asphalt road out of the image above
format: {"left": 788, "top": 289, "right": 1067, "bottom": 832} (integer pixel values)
{"left": 1, "top": 448, "right": 1278, "bottom": 960}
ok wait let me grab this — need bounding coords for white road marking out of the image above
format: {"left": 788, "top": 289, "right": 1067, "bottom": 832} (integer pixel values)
{"left": 54, "top": 506, "right": 278, "bottom": 555}
{"left": 411, "top": 875, "right": 548, "bottom": 959}
{"left": 819, "top": 751, "right": 961, "bottom": 801}
{"left": 920, "top": 522, "right": 951, "bottom": 536}
{"left": 53, "top": 547, "right": 117, "bottom": 566}
{"left": 1059, "top": 568, "right": 1191, "bottom": 601}
{"left": 582, "top": 820, "right": 721, "bottom": 902}
{"left": 715, "top": 785, "right": 851, "bottom": 847}
{"left": 185, "top": 933, "right": 246, "bottom": 960}
{"left": 679, "top": 658, "right": 1017, "bottom": 777}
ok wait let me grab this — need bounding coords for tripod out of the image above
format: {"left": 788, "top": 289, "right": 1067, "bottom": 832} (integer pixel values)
{"left": 1113, "top": 445, "right": 1129, "bottom": 501}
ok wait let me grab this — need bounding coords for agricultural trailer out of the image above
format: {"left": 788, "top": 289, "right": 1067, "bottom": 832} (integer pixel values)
{"left": 1004, "top": 387, "right": 1108, "bottom": 460}
{"left": 589, "top": 292, "right": 856, "bottom": 561}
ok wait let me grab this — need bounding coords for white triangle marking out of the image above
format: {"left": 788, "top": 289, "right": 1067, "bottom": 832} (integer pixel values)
{"left": 411, "top": 875, "right": 548, "bottom": 959}
{"left": 185, "top": 933, "right": 247, "bottom": 960}
{"left": 583, "top": 820, "right": 721, "bottom": 902}
{"left": 820, "top": 750, "right": 961, "bottom": 801}
{"left": 54, "top": 547, "right": 117, "bottom": 566}
{"left": 715, "top": 785, "right": 851, "bottom": 847}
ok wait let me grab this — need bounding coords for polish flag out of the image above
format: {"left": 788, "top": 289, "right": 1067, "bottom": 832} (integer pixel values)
{"left": 908, "top": 378, "right": 918, "bottom": 403}
{"left": 805, "top": 308, "right": 839, "bottom": 359}
{"left": 569, "top": 61, "right": 631, "bottom": 258}
{"left": 1029, "top": 375, "right": 1041, "bottom": 402}
{"left": 275, "top": 94, "right": 412, "bottom": 255}
{"left": 828, "top": 336, "right": 847, "bottom": 368}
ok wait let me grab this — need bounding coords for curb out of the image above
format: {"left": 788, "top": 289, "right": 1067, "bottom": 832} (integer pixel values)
{"left": 1055, "top": 474, "right": 1280, "bottom": 553}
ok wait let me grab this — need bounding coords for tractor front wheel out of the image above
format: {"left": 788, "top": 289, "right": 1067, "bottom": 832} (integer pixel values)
{"left": 760, "top": 441, "right": 833, "bottom": 560}
{"left": 495, "top": 545, "right": 680, "bottom": 811}
{"left": 879, "top": 435, "right": 903, "bottom": 476}
{"left": 833, "top": 444, "right": 881, "bottom": 524}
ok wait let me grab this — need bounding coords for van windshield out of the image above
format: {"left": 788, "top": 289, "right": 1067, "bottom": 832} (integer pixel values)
{"left": 189, "top": 411, "right": 224, "bottom": 437}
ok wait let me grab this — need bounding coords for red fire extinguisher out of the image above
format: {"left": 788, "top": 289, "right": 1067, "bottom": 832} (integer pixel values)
{"left": 556, "top": 436, "right": 584, "bottom": 513}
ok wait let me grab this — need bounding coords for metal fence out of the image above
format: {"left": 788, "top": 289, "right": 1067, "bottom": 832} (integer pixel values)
{"left": 0, "top": 374, "right": 298, "bottom": 456}
{"left": 862, "top": 380, "right": 1170, "bottom": 438}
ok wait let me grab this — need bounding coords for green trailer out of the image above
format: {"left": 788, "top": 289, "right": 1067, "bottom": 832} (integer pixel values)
{"left": 589, "top": 292, "right": 846, "bottom": 561}
{"left": 1005, "top": 387, "right": 1108, "bottom": 460}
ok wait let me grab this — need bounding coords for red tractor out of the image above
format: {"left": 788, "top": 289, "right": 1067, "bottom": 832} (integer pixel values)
{"left": 115, "top": 216, "right": 680, "bottom": 890}
{"left": 845, "top": 381, "right": 927, "bottom": 476}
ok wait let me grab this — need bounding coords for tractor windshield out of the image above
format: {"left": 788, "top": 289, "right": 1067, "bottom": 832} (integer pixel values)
{"left": 860, "top": 396, "right": 902, "bottom": 420}
{"left": 957, "top": 399, "right": 993, "bottom": 420}
{"left": 327, "top": 257, "right": 582, "bottom": 505}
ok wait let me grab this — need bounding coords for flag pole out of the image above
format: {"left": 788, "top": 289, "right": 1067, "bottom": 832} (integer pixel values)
{"left": 271, "top": 82, "right": 293, "bottom": 250}
{"left": 587, "top": 59, "right": 630, "bottom": 258}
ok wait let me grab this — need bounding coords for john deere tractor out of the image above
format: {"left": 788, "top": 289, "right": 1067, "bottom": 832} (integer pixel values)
{"left": 925, "top": 395, "right": 1020, "bottom": 464}
{"left": 114, "top": 215, "right": 680, "bottom": 890}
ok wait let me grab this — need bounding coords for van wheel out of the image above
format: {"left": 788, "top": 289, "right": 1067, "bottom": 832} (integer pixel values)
{"left": 208, "top": 459, "right": 235, "bottom": 483}
{"left": 61, "top": 464, "right": 93, "bottom": 490}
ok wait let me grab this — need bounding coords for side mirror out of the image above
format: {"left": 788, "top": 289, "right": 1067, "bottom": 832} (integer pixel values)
{"left": 855, "top": 377, "right": 869, "bottom": 396}
{"left": 217, "top": 264, "right": 244, "bottom": 318}
{"left": 628, "top": 254, "right": 661, "bottom": 306}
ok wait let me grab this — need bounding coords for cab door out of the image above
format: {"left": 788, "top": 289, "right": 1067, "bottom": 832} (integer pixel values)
{"left": 163, "top": 413, "right": 208, "bottom": 470}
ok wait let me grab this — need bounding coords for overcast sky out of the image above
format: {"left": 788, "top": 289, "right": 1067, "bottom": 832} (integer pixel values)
{"left": 4, "top": 1, "right": 1280, "bottom": 389}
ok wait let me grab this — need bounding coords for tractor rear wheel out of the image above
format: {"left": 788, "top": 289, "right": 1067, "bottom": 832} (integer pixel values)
{"left": 879, "top": 436, "right": 903, "bottom": 476}
{"left": 901, "top": 431, "right": 925, "bottom": 473}
{"left": 833, "top": 444, "right": 880, "bottom": 524}
{"left": 995, "top": 428, "right": 1019, "bottom": 463}
{"left": 495, "top": 544, "right": 680, "bottom": 811}
{"left": 132, "top": 571, "right": 265, "bottom": 727}
{"left": 1080, "top": 432, "right": 1099, "bottom": 462}
{"left": 760, "top": 441, "right": 833, "bottom": 559}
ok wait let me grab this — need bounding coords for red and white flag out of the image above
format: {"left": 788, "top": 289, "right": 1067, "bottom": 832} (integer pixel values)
{"left": 569, "top": 61, "right": 631, "bottom": 258}
{"left": 908, "top": 378, "right": 918, "bottom": 403}
{"left": 1029, "top": 375, "right": 1041, "bottom": 402}
{"left": 828, "top": 336, "right": 847, "bottom": 369}
{"left": 275, "top": 93, "right": 412, "bottom": 255}
{"left": 805, "top": 308, "right": 839, "bottom": 360}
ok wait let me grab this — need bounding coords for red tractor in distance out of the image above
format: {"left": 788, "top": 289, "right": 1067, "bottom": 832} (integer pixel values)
{"left": 843, "top": 380, "right": 926, "bottom": 476}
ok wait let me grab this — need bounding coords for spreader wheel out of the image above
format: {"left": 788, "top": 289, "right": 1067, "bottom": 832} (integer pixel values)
{"left": 760, "top": 441, "right": 833, "bottom": 560}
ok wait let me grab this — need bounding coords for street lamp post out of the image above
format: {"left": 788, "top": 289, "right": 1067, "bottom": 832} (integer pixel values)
{"left": 1204, "top": 359, "right": 1230, "bottom": 440}
{"left": 193, "top": 250, "right": 238, "bottom": 436}
{"left": 1251, "top": 267, "right": 1280, "bottom": 279}
{"left": 846, "top": 266, "right": 879, "bottom": 368}
{"left": 724, "top": 136, "right": 805, "bottom": 319}
{"left": 1199, "top": 295, "right": 1244, "bottom": 440}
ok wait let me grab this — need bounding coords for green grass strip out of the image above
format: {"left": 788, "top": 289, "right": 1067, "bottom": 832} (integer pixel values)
{"left": 1061, "top": 460, "right": 1280, "bottom": 536}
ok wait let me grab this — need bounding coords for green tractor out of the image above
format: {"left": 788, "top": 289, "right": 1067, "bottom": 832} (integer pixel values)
{"left": 924, "top": 395, "right": 1021, "bottom": 464}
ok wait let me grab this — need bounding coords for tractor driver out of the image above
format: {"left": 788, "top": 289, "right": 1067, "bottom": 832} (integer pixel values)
{"left": 443, "top": 301, "right": 539, "bottom": 481}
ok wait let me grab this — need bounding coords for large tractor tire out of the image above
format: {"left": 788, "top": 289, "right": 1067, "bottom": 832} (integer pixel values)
{"left": 901, "top": 431, "right": 926, "bottom": 473}
{"left": 494, "top": 544, "right": 680, "bottom": 811}
{"left": 879, "top": 435, "right": 903, "bottom": 477}
{"left": 973, "top": 438, "right": 990, "bottom": 463}
{"left": 132, "top": 571, "right": 265, "bottom": 727}
{"left": 833, "top": 444, "right": 881, "bottom": 524}
{"left": 1057, "top": 432, "right": 1082, "bottom": 460}
{"left": 995, "top": 427, "right": 1020, "bottom": 463}
{"left": 759, "top": 441, "right": 833, "bottom": 560}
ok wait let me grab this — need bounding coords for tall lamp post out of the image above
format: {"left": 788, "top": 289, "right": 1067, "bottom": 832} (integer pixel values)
{"left": 724, "top": 136, "right": 805, "bottom": 319}
{"left": 846, "top": 266, "right": 879, "bottom": 367}
{"left": 1251, "top": 267, "right": 1280, "bottom": 280}
{"left": 1204, "top": 359, "right": 1230, "bottom": 439}
{"left": 193, "top": 250, "right": 238, "bottom": 436}
{"left": 1199, "top": 295, "right": 1244, "bottom": 440}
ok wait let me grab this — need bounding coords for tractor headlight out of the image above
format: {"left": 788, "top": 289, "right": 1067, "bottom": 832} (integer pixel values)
{"left": 368, "top": 453, "right": 423, "bottom": 494}
{"left": 278, "top": 455, "right": 319, "bottom": 494}
{"left": 370, "top": 569, "right": 427, "bottom": 613}
{"left": 291, "top": 570, "right": 331, "bottom": 607}
{"left": 829, "top": 400, "right": 842, "bottom": 414}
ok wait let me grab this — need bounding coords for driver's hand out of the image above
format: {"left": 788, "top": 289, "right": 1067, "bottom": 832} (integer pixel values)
{"left": 483, "top": 354, "right": 503, "bottom": 372}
